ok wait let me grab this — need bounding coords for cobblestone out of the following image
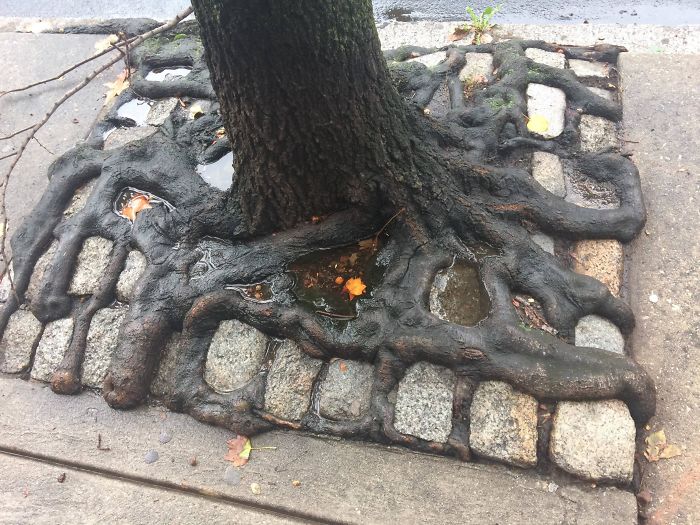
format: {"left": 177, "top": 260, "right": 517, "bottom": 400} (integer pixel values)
{"left": 575, "top": 315, "right": 624, "bottom": 354}
{"left": 25, "top": 241, "right": 58, "bottom": 306}
{"left": 150, "top": 332, "right": 182, "bottom": 398}
{"left": 68, "top": 236, "right": 113, "bottom": 296}
{"left": 569, "top": 59, "right": 609, "bottom": 78}
{"left": 103, "top": 126, "right": 158, "bottom": 150}
{"left": 408, "top": 51, "right": 446, "bottom": 68}
{"left": 525, "top": 48, "right": 565, "bottom": 69}
{"left": 572, "top": 239, "right": 624, "bottom": 296}
{"left": 393, "top": 362, "right": 455, "bottom": 443}
{"left": 30, "top": 318, "right": 73, "bottom": 382}
{"left": 318, "top": 359, "right": 374, "bottom": 420}
{"left": 115, "top": 250, "right": 147, "bottom": 303}
{"left": 459, "top": 52, "right": 494, "bottom": 82}
{"left": 532, "top": 151, "right": 566, "bottom": 197}
{"left": 82, "top": 307, "right": 127, "bottom": 388}
{"left": 526, "top": 83, "right": 566, "bottom": 139}
{"left": 0, "top": 310, "right": 42, "bottom": 373}
{"left": 63, "top": 180, "right": 96, "bottom": 218}
{"left": 579, "top": 115, "right": 618, "bottom": 152}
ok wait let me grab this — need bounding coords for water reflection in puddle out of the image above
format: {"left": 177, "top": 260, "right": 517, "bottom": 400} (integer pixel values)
{"left": 117, "top": 99, "right": 152, "bottom": 126}
{"left": 429, "top": 262, "right": 490, "bottom": 326}
{"left": 196, "top": 152, "right": 234, "bottom": 190}
{"left": 145, "top": 67, "right": 192, "bottom": 82}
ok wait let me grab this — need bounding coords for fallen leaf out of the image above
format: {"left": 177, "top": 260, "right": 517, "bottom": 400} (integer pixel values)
{"left": 225, "top": 435, "right": 252, "bottom": 467}
{"left": 189, "top": 103, "right": 204, "bottom": 119}
{"left": 94, "top": 34, "right": 119, "bottom": 53}
{"left": 334, "top": 276, "right": 344, "bottom": 285}
{"left": 338, "top": 361, "right": 348, "bottom": 373}
{"left": 645, "top": 429, "right": 683, "bottom": 462}
{"left": 104, "top": 69, "right": 132, "bottom": 106}
{"left": 343, "top": 277, "right": 366, "bottom": 300}
{"left": 527, "top": 114, "right": 549, "bottom": 134}
{"left": 358, "top": 239, "right": 376, "bottom": 251}
{"left": 119, "top": 194, "right": 152, "bottom": 222}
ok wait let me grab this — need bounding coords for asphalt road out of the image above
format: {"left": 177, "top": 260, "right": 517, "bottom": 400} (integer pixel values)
{"left": 1, "top": 0, "right": 699, "bottom": 25}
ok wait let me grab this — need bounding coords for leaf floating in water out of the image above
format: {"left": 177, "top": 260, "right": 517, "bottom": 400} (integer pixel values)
{"left": 119, "top": 194, "right": 152, "bottom": 222}
{"left": 527, "top": 114, "right": 550, "bottom": 134}
{"left": 343, "top": 277, "right": 366, "bottom": 300}
{"left": 114, "top": 187, "right": 174, "bottom": 222}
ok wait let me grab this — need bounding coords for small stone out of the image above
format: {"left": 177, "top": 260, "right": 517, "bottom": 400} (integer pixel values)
{"left": 459, "top": 52, "right": 494, "bottom": 82}
{"left": 548, "top": 482, "right": 559, "bottom": 493}
{"left": 31, "top": 318, "right": 73, "bottom": 382}
{"left": 264, "top": 340, "right": 322, "bottom": 421}
{"left": 291, "top": 480, "right": 301, "bottom": 488}
{"left": 250, "top": 482, "right": 262, "bottom": 495}
{"left": 318, "top": 359, "right": 374, "bottom": 420}
{"left": 569, "top": 59, "right": 609, "bottom": 78}
{"left": 146, "top": 98, "right": 178, "bottom": 126}
{"left": 572, "top": 239, "right": 623, "bottom": 296}
{"left": 393, "top": 362, "right": 455, "bottom": 443}
{"left": 81, "top": 307, "right": 127, "bottom": 388}
{"left": 575, "top": 315, "right": 624, "bottom": 354}
{"left": 525, "top": 48, "right": 566, "bottom": 68}
{"left": 531, "top": 232, "right": 555, "bottom": 254}
{"left": 223, "top": 466, "right": 240, "bottom": 485}
{"left": 526, "top": 84, "right": 566, "bottom": 139}
{"left": 63, "top": 180, "right": 96, "bottom": 218}
{"left": 0, "top": 263, "right": 13, "bottom": 303}
{"left": 115, "top": 251, "right": 147, "bottom": 302}
{"left": 25, "top": 241, "right": 58, "bottom": 306}
{"left": 0, "top": 310, "right": 42, "bottom": 373}
{"left": 550, "top": 400, "right": 635, "bottom": 482}
{"left": 588, "top": 87, "right": 615, "bottom": 101}
{"left": 103, "top": 126, "right": 158, "bottom": 150}
{"left": 204, "top": 320, "right": 269, "bottom": 393}
{"left": 189, "top": 456, "right": 198, "bottom": 467}
{"left": 408, "top": 51, "right": 446, "bottom": 68}
{"left": 150, "top": 332, "right": 182, "bottom": 398}
{"left": 57, "top": 473, "right": 66, "bottom": 483}
{"left": 469, "top": 381, "right": 538, "bottom": 468}
{"left": 649, "top": 292, "right": 659, "bottom": 303}
{"left": 580, "top": 115, "right": 618, "bottom": 152}
{"left": 532, "top": 151, "right": 566, "bottom": 197}
{"left": 68, "top": 237, "right": 113, "bottom": 296}
{"left": 144, "top": 450, "right": 159, "bottom": 464}
{"left": 159, "top": 430, "right": 173, "bottom": 444}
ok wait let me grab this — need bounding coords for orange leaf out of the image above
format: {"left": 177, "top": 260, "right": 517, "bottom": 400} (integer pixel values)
{"left": 119, "top": 194, "right": 152, "bottom": 222}
{"left": 343, "top": 277, "right": 366, "bottom": 300}
{"left": 224, "top": 435, "right": 252, "bottom": 467}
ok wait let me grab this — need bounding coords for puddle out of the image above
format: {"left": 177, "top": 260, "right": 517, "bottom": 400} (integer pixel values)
{"left": 429, "top": 262, "right": 490, "bottom": 326}
{"left": 289, "top": 239, "right": 385, "bottom": 318}
{"left": 225, "top": 282, "right": 274, "bottom": 302}
{"left": 196, "top": 152, "right": 234, "bottom": 191}
{"left": 145, "top": 67, "right": 192, "bottom": 82}
{"left": 117, "top": 98, "right": 152, "bottom": 126}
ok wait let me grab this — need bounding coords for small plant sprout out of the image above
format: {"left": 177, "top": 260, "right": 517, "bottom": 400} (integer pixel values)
{"left": 465, "top": 4, "right": 501, "bottom": 43}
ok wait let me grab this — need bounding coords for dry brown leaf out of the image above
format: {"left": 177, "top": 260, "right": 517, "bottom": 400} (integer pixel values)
{"left": 645, "top": 429, "right": 683, "bottom": 462}
{"left": 358, "top": 239, "right": 376, "bottom": 251}
{"left": 95, "top": 34, "right": 119, "bottom": 53}
{"left": 224, "top": 435, "right": 252, "bottom": 467}
{"left": 104, "top": 68, "right": 132, "bottom": 106}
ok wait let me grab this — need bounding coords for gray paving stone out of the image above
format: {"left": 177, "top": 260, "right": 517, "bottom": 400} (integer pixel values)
{"left": 393, "top": 361, "right": 455, "bottom": 443}
{"left": 550, "top": 400, "right": 635, "bottom": 483}
{"left": 115, "top": 250, "right": 147, "bottom": 302}
{"left": 82, "top": 307, "right": 127, "bottom": 388}
{"left": 63, "top": 179, "right": 96, "bottom": 218}
{"left": 470, "top": 381, "right": 538, "bottom": 468}
{"left": 531, "top": 232, "right": 555, "bottom": 254}
{"left": 532, "top": 151, "right": 566, "bottom": 197}
{"left": 569, "top": 59, "right": 609, "bottom": 77}
{"left": 150, "top": 332, "right": 182, "bottom": 398}
{"left": 68, "top": 236, "right": 113, "bottom": 296}
{"left": 459, "top": 52, "right": 494, "bottom": 82}
{"left": 318, "top": 359, "right": 374, "bottom": 420}
{"left": 579, "top": 115, "right": 618, "bottom": 152}
{"left": 526, "top": 83, "right": 566, "bottom": 139}
{"left": 30, "top": 317, "right": 73, "bottom": 382}
{"left": 103, "top": 125, "right": 158, "bottom": 150}
{"left": 0, "top": 309, "right": 42, "bottom": 373}
{"left": 588, "top": 86, "right": 615, "bottom": 101}
{"left": 525, "top": 48, "right": 565, "bottom": 68}
{"left": 146, "top": 97, "right": 179, "bottom": 126}
{"left": 408, "top": 51, "right": 446, "bottom": 68}
{"left": 203, "top": 319, "right": 268, "bottom": 393}
{"left": 25, "top": 240, "right": 58, "bottom": 306}
{"left": 575, "top": 315, "right": 624, "bottom": 354}
{"left": 264, "top": 340, "right": 322, "bottom": 421}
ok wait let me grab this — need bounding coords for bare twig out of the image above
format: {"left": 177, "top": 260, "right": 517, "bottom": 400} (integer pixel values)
{"left": 0, "top": 35, "right": 139, "bottom": 99}
{"left": 32, "top": 136, "right": 54, "bottom": 156}
{"left": 0, "top": 5, "right": 194, "bottom": 282}
{"left": 0, "top": 153, "right": 17, "bottom": 162}
{"left": 0, "top": 125, "right": 34, "bottom": 141}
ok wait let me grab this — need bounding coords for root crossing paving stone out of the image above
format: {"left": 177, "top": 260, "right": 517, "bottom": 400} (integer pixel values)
{"left": 526, "top": 83, "right": 566, "bottom": 138}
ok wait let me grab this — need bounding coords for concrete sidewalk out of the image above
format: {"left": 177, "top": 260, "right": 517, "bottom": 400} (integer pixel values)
{"left": 0, "top": 23, "right": 698, "bottom": 525}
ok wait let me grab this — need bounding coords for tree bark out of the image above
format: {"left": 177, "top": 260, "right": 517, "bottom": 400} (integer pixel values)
{"left": 191, "top": 0, "right": 412, "bottom": 234}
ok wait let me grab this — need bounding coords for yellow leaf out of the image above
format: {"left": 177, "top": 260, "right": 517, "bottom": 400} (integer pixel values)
{"left": 104, "top": 69, "right": 131, "bottom": 106}
{"left": 94, "top": 34, "right": 119, "bottom": 53}
{"left": 527, "top": 114, "right": 549, "bottom": 134}
{"left": 189, "top": 104, "right": 204, "bottom": 119}
{"left": 343, "top": 277, "right": 366, "bottom": 300}
{"left": 658, "top": 444, "right": 682, "bottom": 460}
{"left": 239, "top": 438, "right": 252, "bottom": 461}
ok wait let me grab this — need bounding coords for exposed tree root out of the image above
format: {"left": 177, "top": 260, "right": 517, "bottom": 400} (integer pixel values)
{"left": 0, "top": 30, "right": 655, "bottom": 462}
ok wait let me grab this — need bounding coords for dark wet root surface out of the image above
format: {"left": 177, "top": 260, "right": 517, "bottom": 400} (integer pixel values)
{"left": 0, "top": 31, "right": 654, "bottom": 461}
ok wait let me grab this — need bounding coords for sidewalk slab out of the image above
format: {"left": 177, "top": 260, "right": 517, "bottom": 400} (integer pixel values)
{"left": 621, "top": 53, "right": 700, "bottom": 524}
{"left": 0, "top": 453, "right": 297, "bottom": 525}
{"left": 0, "top": 377, "right": 637, "bottom": 524}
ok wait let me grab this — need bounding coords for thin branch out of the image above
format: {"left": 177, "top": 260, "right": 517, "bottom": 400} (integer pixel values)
{"left": 0, "top": 35, "right": 139, "bottom": 99}
{"left": 0, "top": 153, "right": 17, "bottom": 162}
{"left": 0, "top": 125, "right": 34, "bottom": 141}
{"left": 0, "top": 5, "right": 194, "bottom": 288}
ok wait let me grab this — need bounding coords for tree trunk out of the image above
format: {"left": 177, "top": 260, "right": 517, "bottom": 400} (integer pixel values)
{"left": 191, "top": 0, "right": 412, "bottom": 234}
